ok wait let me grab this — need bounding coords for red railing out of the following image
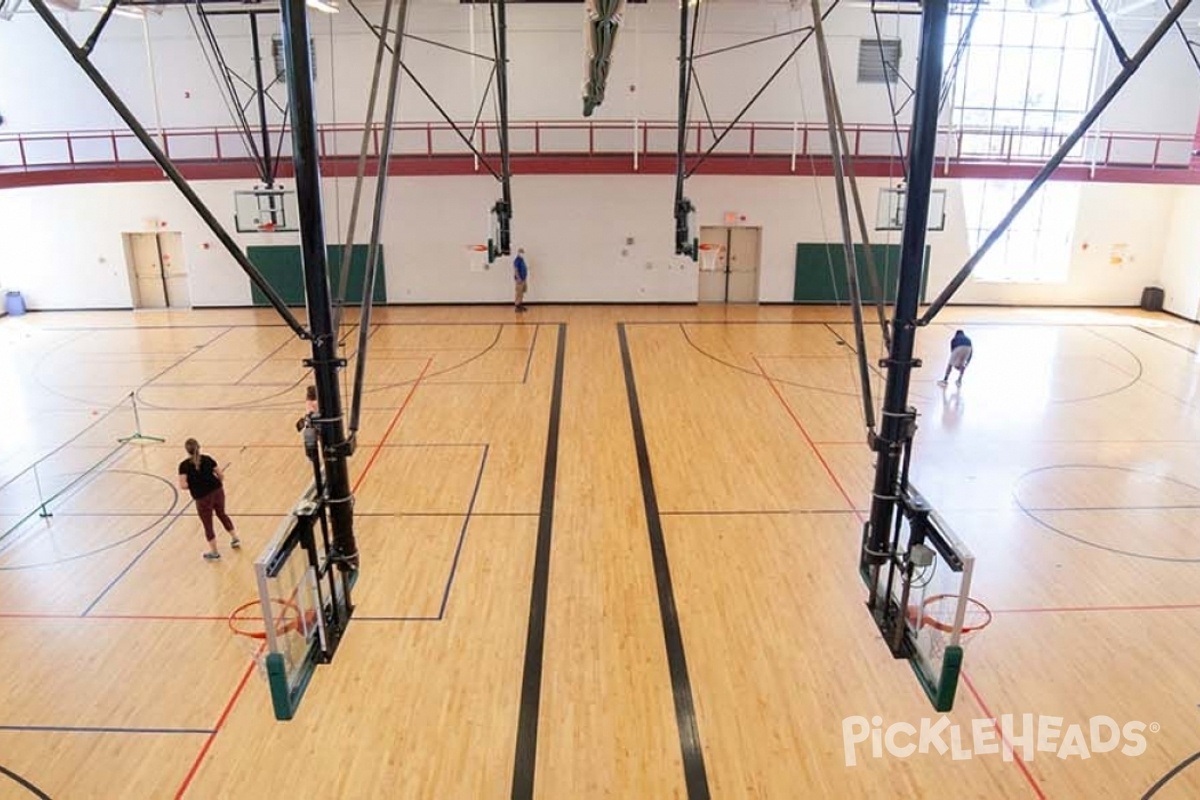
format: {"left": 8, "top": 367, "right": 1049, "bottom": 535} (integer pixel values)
{"left": 0, "top": 119, "right": 1193, "bottom": 174}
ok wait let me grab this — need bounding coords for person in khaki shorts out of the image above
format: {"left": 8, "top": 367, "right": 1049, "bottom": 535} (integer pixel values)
{"left": 513, "top": 248, "right": 528, "bottom": 312}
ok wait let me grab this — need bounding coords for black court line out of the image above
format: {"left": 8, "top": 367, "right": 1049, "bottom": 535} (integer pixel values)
{"left": 79, "top": 497, "right": 195, "bottom": 615}
{"left": 521, "top": 325, "right": 540, "bottom": 384}
{"left": 511, "top": 323, "right": 566, "bottom": 800}
{"left": 0, "top": 765, "right": 52, "bottom": 800}
{"left": 436, "top": 445, "right": 489, "bottom": 618}
{"left": 1142, "top": 750, "right": 1200, "bottom": 799}
{"left": 235, "top": 334, "right": 292, "bottom": 386}
{"left": 618, "top": 323, "right": 711, "bottom": 800}
{"left": 1132, "top": 325, "right": 1200, "bottom": 355}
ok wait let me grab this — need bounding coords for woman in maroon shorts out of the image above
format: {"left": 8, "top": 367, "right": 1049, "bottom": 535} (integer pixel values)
{"left": 177, "top": 438, "right": 239, "bottom": 561}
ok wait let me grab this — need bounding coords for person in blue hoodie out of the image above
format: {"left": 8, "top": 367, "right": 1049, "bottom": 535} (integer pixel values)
{"left": 513, "top": 249, "right": 528, "bottom": 313}
{"left": 938, "top": 329, "right": 973, "bottom": 388}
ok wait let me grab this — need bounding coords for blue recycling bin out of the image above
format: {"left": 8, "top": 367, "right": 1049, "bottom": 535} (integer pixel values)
{"left": 4, "top": 291, "right": 26, "bottom": 316}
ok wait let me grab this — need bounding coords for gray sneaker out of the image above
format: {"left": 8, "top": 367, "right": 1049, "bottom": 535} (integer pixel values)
{"left": 203, "top": 551, "right": 221, "bottom": 561}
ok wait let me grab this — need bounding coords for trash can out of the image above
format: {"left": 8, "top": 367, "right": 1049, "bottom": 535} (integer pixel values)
{"left": 1140, "top": 286, "right": 1164, "bottom": 312}
{"left": 3, "top": 291, "right": 26, "bottom": 316}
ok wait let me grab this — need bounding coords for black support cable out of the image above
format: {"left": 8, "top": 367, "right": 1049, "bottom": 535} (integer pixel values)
{"left": 684, "top": 0, "right": 840, "bottom": 180}
{"left": 350, "top": 0, "right": 410, "bottom": 436}
{"left": 335, "top": 0, "right": 396, "bottom": 336}
{"left": 1163, "top": 0, "right": 1200, "bottom": 76}
{"left": 921, "top": 0, "right": 1195, "bottom": 325}
{"left": 690, "top": 67, "right": 719, "bottom": 138}
{"left": 692, "top": 26, "right": 813, "bottom": 60}
{"left": 185, "top": 3, "right": 260, "bottom": 169}
{"left": 1089, "top": 0, "right": 1130, "bottom": 66}
{"left": 197, "top": 1, "right": 266, "bottom": 181}
{"left": 812, "top": 0, "right": 876, "bottom": 432}
{"left": 81, "top": 0, "right": 119, "bottom": 56}
{"left": 344, "top": 0, "right": 503, "bottom": 181}
{"left": 29, "top": 0, "right": 307, "bottom": 339}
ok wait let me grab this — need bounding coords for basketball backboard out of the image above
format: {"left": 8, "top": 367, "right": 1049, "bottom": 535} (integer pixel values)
{"left": 876, "top": 187, "right": 947, "bottom": 232}
{"left": 235, "top": 187, "right": 299, "bottom": 233}
{"left": 249, "top": 484, "right": 353, "bottom": 720}
{"left": 862, "top": 484, "right": 983, "bottom": 712}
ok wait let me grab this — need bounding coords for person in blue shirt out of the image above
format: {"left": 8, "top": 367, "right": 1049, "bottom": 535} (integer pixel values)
{"left": 513, "top": 248, "right": 528, "bottom": 312}
{"left": 938, "top": 329, "right": 973, "bottom": 388}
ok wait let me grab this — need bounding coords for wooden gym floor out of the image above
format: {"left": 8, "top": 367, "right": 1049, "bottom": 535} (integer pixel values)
{"left": 1, "top": 304, "right": 1199, "bottom": 799}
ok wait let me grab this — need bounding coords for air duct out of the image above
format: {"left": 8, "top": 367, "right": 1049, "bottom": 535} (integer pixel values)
{"left": 582, "top": 0, "right": 626, "bottom": 116}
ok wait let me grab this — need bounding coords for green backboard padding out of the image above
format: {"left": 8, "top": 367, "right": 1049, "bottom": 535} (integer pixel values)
{"left": 247, "top": 245, "right": 386, "bottom": 307}
{"left": 793, "top": 243, "right": 929, "bottom": 304}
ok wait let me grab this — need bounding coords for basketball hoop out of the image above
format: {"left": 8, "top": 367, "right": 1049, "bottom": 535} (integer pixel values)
{"left": 697, "top": 242, "right": 723, "bottom": 273}
{"left": 467, "top": 244, "right": 488, "bottom": 252}
{"left": 258, "top": 221, "right": 277, "bottom": 233}
{"left": 229, "top": 597, "right": 291, "bottom": 641}
{"left": 913, "top": 593, "right": 993, "bottom": 638}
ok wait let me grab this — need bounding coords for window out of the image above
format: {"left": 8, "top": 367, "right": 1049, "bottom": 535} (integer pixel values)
{"left": 858, "top": 38, "right": 901, "bottom": 84}
{"left": 945, "top": 0, "right": 1097, "bottom": 159}
{"left": 961, "top": 179, "right": 1079, "bottom": 283}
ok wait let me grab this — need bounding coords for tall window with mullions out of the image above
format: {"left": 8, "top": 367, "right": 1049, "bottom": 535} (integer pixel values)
{"left": 945, "top": 0, "right": 1099, "bottom": 161}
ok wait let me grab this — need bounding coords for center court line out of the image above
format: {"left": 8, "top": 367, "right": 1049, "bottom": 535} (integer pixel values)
{"left": 961, "top": 671, "right": 1047, "bottom": 800}
{"left": 174, "top": 660, "right": 256, "bottom": 800}
{"left": 751, "top": 355, "right": 864, "bottom": 521}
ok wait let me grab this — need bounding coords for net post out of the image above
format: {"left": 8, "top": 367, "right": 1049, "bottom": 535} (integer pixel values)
{"left": 118, "top": 391, "right": 165, "bottom": 444}
{"left": 33, "top": 463, "right": 51, "bottom": 519}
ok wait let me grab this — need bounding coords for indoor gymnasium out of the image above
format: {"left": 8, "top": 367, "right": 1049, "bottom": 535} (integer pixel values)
{"left": 1, "top": 0, "right": 1199, "bottom": 797}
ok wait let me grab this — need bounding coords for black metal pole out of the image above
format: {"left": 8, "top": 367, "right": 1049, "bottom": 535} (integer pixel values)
{"left": 492, "top": 0, "right": 513, "bottom": 256}
{"left": 921, "top": 0, "right": 1193, "bottom": 325}
{"left": 862, "top": 0, "right": 948, "bottom": 587}
{"left": 673, "top": 0, "right": 694, "bottom": 257}
{"left": 29, "top": 0, "right": 308, "bottom": 340}
{"left": 280, "top": 0, "right": 359, "bottom": 571}
{"left": 249, "top": 12, "right": 276, "bottom": 187}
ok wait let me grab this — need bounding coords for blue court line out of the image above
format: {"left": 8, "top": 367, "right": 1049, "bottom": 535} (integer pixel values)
{"left": 0, "top": 724, "right": 213, "bottom": 735}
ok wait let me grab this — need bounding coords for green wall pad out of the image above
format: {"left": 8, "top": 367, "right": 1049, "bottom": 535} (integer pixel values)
{"left": 793, "top": 243, "right": 929, "bottom": 304}
{"left": 248, "top": 245, "right": 387, "bottom": 307}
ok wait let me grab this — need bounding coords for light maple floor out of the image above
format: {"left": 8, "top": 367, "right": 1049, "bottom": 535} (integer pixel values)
{"left": 1, "top": 304, "right": 1198, "bottom": 799}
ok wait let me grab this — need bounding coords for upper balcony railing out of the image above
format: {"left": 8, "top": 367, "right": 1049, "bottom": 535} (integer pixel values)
{"left": 0, "top": 119, "right": 1193, "bottom": 175}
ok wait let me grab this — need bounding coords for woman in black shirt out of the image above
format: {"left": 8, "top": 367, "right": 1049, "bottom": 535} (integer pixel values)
{"left": 177, "top": 438, "right": 239, "bottom": 561}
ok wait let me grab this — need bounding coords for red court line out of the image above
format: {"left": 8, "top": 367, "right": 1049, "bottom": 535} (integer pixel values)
{"left": 961, "top": 671, "right": 1047, "bottom": 800}
{"left": 992, "top": 602, "right": 1200, "bottom": 615}
{"left": 174, "top": 660, "right": 256, "bottom": 800}
{"left": 352, "top": 358, "right": 432, "bottom": 494}
{"left": 0, "top": 612, "right": 239, "bottom": 622}
{"left": 751, "top": 356, "right": 863, "bottom": 521}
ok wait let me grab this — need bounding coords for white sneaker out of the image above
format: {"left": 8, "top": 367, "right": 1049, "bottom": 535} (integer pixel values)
{"left": 937, "top": 380, "right": 948, "bottom": 387}
{"left": 956, "top": 379, "right": 962, "bottom": 387}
